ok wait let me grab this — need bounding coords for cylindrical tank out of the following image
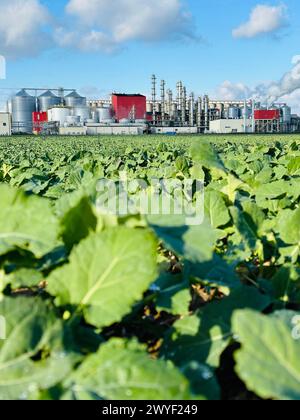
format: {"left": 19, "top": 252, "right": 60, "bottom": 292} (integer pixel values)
{"left": 91, "top": 109, "right": 99, "bottom": 123}
{"left": 72, "top": 106, "right": 91, "bottom": 123}
{"left": 64, "top": 91, "right": 86, "bottom": 107}
{"left": 281, "top": 105, "right": 291, "bottom": 123}
{"left": 11, "top": 89, "right": 36, "bottom": 133}
{"left": 39, "top": 90, "right": 61, "bottom": 112}
{"left": 241, "top": 106, "right": 252, "bottom": 119}
{"left": 97, "top": 106, "right": 112, "bottom": 122}
{"left": 65, "top": 115, "right": 81, "bottom": 126}
{"left": 227, "top": 106, "right": 241, "bottom": 119}
{"left": 48, "top": 107, "right": 71, "bottom": 126}
{"left": 146, "top": 102, "right": 153, "bottom": 113}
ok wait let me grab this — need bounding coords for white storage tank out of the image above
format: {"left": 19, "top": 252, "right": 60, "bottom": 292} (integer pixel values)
{"left": 48, "top": 107, "right": 71, "bottom": 126}
{"left": 97, "top": 106, "right": 112, "bottom": 122}
{"left": 72, "top": 106, "right": 91, "bottom": 123}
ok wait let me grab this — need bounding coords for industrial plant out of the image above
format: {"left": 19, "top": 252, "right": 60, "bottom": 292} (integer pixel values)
{"left": 0, "top": 75, "right": 299, "bottom": 136}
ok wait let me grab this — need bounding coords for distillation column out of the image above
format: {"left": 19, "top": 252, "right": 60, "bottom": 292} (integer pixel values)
{"left": 189, "top": 93, "right": 195, "bottom": 127}
{"left": 161, "top": 80, "right": 166, "bottom": 124}
{"left": 152, "top": 74, "right": 157, "bottom": 125}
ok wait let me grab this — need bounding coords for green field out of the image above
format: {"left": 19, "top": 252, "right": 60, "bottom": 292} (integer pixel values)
{"left": 0, "top": 134, "right": 300, "bottom": 400}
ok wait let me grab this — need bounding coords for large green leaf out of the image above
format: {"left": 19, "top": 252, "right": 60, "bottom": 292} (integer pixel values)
{"left": 162, "top": 286, "right": 270, "bottom": 368}
{"left": 191, "top": 141, "right": 225, "bottom": 172}
{"left": 56, "top": 189, "right": 97, "bottom": 251}
{"left": 0, "top": 185, "right": 59, "bottom": 257}
{"left": 204, "top": 190, "right": 230, "bottom": 228}
{"left": 277, "top": 207, "right": 300, "bottom": 245}
{"left": 0, "top": 297, "right": 73, "bottom": 400}
{"left": 233, "top": 310, "right": 300, "bottom": 400}
{"left": 47, "top": 227, "right": 158, "bottom": 328}
{"left": 65, "top": 339, "right": 199, "bottom": 400}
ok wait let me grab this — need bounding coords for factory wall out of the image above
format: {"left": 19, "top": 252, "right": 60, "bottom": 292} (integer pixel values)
{"left": 86, "top": 125, "right": 145, "bottom": 135}
{"left": 59, "top": 126, "right": 87, "bottom": 136}
{"left": 112, "top": 94, "right": 146, "bottom": 121}
{"left": 151, "top": 126, "right": 198, "bottom": 134}
{"left": 0, "top": 113, "right": 11, "bottom": 136}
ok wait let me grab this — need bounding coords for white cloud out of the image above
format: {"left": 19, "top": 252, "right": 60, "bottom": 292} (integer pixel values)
{"left": 232, "top": 4, "right": 287, "bottom": 39}
{"left": 214, "top": 80, "right": 251, "bottom": 100}
{"left": 213, "top": 55, "right": 300, "bottom": 115}
{"left": 63, "top": 0, "right": 196, "bottom": 52}
{"left": 0, "top": 0, "right": 51, "bottom": 59}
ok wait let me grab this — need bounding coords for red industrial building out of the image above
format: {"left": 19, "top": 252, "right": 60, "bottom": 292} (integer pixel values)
{"left": 112, "top": 94, "right": 146, "bottom": 122}
{"left": 254, "top": 109, "right": 280, "bottom": 120}
{"left": 32, "top": 112, "right": 48, "bottom": 134}
{"left": 254, "top": 109, "right": 280, "bottom": 133}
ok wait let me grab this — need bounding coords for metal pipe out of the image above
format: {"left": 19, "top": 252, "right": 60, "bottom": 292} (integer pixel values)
{"left": 152, "top": 74, "right": 156, "bottom": 125}
{"left": 182, "top": 86, "right": 186, "bottom": 125}
{"left": 161, "top": 80, "right": 166, "bottom": 124}
{"left": 204, "top": 95, "right": 209, "bottom": 131}
{"left": 197, "top": 96, "right": 203, "bottom": 128}
{"left": 189, "top": 93, "right": 195, "bottom": 127}
{"left": 167, "top": 89, "right": 173, "bottom": 120}
{"left": 252, "top": 99, "right": 255, "bottom": 133}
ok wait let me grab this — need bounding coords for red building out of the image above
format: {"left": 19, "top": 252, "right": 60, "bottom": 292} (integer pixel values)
{"left": 254, "top": 110, "right": 280, "bottom": 120}
{"left": 112, "top": 94, "right": 146, "bottom": 121}
{"left": 32, "top": 112, "right": 48, "bottom": 134}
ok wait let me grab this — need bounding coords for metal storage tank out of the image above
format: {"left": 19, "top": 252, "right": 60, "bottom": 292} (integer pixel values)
{"left": 281, "top": 105, "right": 291, "bottom": 123}
{"left": 91, "top": 109, "right": 99, "bottom": 123}
{"left": 97, "top": 106, "right": 112, "bottom": 122}
{"left": 72, "top": 106, "right": 91, "bottom": 123}
{"left": 48, "top": 107, "right": 71, "bottom": 126}
{"left": 64, "top": 91, "right": 86, "bottom": 107}
{"left": 39, "top": 90, "right": 61, "bottom": 112}
{"left": 241, "top": 106, "right": 252, "bottom": 119}
{"left": 11, "top": 89, "right": 36, "bottom": 133}
{"left": 228, "top": 106, "right": 240, "bottom": 119}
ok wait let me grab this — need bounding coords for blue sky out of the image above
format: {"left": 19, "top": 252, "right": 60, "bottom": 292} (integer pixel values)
{"left": 1, "top": 0, "right": 300, "bottom": 111}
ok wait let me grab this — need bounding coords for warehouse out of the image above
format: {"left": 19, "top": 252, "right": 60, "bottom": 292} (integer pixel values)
{"left": 210, "top": 119, "right": 252, "bottom": 134}
{"left": 0, "top": 112, "right": 11, "bottom": 136}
